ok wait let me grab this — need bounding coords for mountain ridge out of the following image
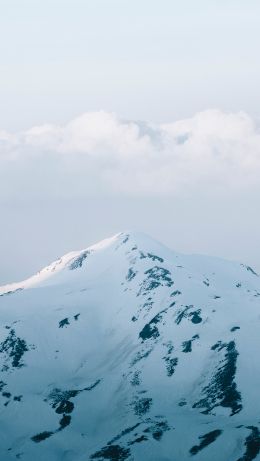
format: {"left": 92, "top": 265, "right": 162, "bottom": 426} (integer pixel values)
{"left": 0, "top": 231, "right": 259, "bottom": 460}
{"left": 1, "top": 231, "right": 257, "bottom": 295}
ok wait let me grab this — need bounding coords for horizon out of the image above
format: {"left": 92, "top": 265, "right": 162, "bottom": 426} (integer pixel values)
{"left": 1, "top": 226, "right": 259, "bottom": 287}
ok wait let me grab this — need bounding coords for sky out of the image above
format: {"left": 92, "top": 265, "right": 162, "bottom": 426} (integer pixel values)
{"left": 1, "top": 0, "right": 260, "bottom": 129}
{"left": 0, "top": 0, "right": 260, "bottom": 283}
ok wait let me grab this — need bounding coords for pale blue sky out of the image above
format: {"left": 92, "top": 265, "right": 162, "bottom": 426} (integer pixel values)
{"left": 1, "top": 0, "right": 260, "bottom": 129}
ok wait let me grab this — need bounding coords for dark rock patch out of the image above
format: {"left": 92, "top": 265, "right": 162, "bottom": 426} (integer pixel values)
{"left": 236, "top": 426, "right": 260, "bottom": 461}
{"left": 144, "top": 266, "right": 173, "bottom": 286}
{"left": 211, "top": 341, "right": 224, "bottom": 351}
{"left": 131, "top": 348, "right": 153, "bottom": 366}
{"left": 90, "top": 444, "right": 131, "bottom": 460}
{"left": 193, "top": 341, "right": 242, "bottom": 415}
{"left": 139, "top": 323, "right": 159, "bottom": 342}
{"left": 164, "top": 341, "right": 174, "bottom": 355}
{"left": 143, "top": 299, "right": 154, "bottom": 311}
{"left": 147, "top": 253, "right": 164, "bottom": 263}
{"left": 69, "top": 251, "right": 90, "bottom": 270}
{"left": 58, "top": 414, "right": 71, "bottom": 430}
{"left": 190, "top": 310, "right": 202, "bottom": 324}
{"left": 175, "top": 306, "right": 190, "bottom": 325}
{"left": 241, "top": 265, "right": 258, "bottom": 276}
{"left": 59, "top": 318, "right": 70, "bottom": 328}
{"left": 106, "top": 418, "right": 171, "bottom": 453}
{"left": 55, "top": 400, "right": 74, "bottom": 414}
{"left": 171, "top": 290, "right": 182, "bottom": 297}
{"left": 182, "top": 340, "right": 192, "bottom": 353}
{"left": 108, "top": 423, "right": 141, "bottom": 445}
{"left": 0, "top": 288, "right": 23, "bottom": 297}
{"left": 48, "top": 388, "right": 79, "bottom": 418}
{"left": 139, "top": 251, "right": 163, "bottom": 262}
{"left": 122, "top": 234, "right": 130, "bottom": 244}
{"left": 126, "top": 268, "right": 137, "bottom": 281}
{"left": 128, "top": 435, "right": 148, "bottom": 445}
{"left": 2, "top": 391, "right": 11, "bottom": 398}
{"left": 144, "top": 420, "right": 170, "bottom": 441}
{"left": 138, "top": 266, "right": 173, "bottom": 296}
{"left": 49, "top": 380, "right": 100, "bottom": 415}
{"left": 190, "top": 429, "right": 222, "bottom": 455}
{"left": 37, "top": 380, "right": 101, "bottom": 440}
{"left": 164, "top": 357, "right": 178, "bottom": 377}
{"left": 231, "top": 326, "right": 240, "bottom": 332}
{"left": 169, "top": 301, "right": 176, "bottom": 308}
{"left": 0, "top": 381, "right": 6, "bottom": 391}
{"left": 84, "top": 379, "right": 101, "bottom": 391}
{"left": 175, "top": 306, "right": 202, "bottom": 325}
{"left": 31, "top": 431, "right": 54, "bottom": 443}
{"left": 178, "top": 399, "right": 187, "bottom": 407}
{"left": 0, "top": 329, "right": 29, "bottom": 371}
{"left": 130, "top": 371, "right": 141, "bottom": 386}
{"left": 139, "top": 310, "right": 166, "bottom": 342}
{"left": 132, "top": 397, "right": 152, "bottom": 416}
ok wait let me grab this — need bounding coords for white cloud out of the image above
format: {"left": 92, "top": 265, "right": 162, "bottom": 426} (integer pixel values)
{"left": 1, "top": 109, "right": 260, "bottom": 200}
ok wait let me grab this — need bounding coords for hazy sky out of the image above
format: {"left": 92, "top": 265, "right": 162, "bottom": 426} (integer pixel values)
{"left": 0, "top": 0, "right": 260, "bottom": 284}
{"left": 1, "top": 0, "right": 260, "bottom": 129}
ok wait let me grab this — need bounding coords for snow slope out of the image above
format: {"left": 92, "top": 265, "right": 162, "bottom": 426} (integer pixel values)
{"left": 0, "top": 231, "right": 259, "bottom": 461}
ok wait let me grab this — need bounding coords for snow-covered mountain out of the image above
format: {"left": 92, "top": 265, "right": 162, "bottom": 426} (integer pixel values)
{"left": 0, "top": 231, "right": 259, "bottom": 461}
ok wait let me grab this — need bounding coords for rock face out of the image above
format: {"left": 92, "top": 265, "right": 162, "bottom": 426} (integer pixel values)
{"left": 0, "top": 231, "right": 259, "bottom": 461}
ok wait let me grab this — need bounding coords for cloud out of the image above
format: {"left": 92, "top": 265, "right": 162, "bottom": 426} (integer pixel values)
{"left": 1, "top": 109, "right": 260, "bottom": 200}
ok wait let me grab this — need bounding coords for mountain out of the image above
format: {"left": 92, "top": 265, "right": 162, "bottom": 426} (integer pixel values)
{"left": 0, "top": 231, "right": 259, "bottom": 461}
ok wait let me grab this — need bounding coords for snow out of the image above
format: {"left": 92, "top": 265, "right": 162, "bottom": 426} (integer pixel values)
{"left": 0, "top": 231, "right": 259, "bottom": 460}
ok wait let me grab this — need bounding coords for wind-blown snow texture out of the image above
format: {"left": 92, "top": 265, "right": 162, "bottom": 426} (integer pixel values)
{"left": 0, "top": 232, "right": 259, "bottom": 461}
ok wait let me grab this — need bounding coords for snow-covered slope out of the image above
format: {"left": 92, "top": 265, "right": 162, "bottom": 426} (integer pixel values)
{"left": 0, "top": 232, "right": 259, "bottom": 461}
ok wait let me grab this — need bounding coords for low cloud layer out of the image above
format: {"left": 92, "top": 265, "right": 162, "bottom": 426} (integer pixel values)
{"left": 1, "top": 109, "right": 260, "bottom": 200}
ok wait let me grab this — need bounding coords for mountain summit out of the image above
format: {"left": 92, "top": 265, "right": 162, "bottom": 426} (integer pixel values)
{"left": 0, "top": 232, "right": 259, "bottom": 461}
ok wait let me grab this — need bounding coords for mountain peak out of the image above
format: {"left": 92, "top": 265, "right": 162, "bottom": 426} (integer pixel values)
{"left": 0, "top": 231, "right": 260, "bottom": 460}
{"left": 0, "top": 231, "right": 170, "bottom": 295}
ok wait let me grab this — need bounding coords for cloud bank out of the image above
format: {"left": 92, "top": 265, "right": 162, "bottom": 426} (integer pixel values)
{"left": 1, "top": 109, "right": 260, "bottom": 200}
